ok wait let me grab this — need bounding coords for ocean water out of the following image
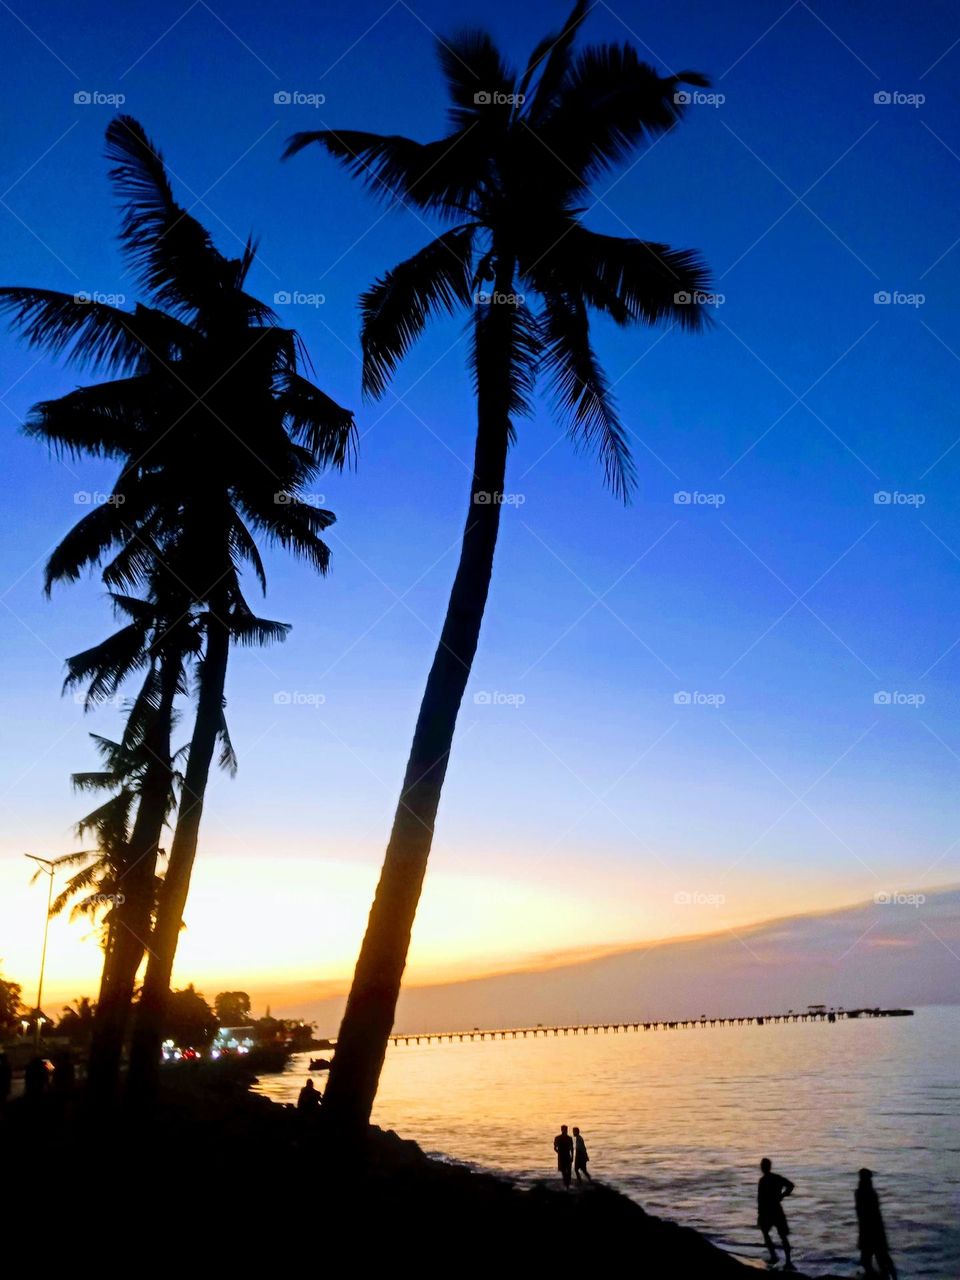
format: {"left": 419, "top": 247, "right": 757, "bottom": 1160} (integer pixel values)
{"left": 257, "top": 1006, "right": 960, "bottom": 1277}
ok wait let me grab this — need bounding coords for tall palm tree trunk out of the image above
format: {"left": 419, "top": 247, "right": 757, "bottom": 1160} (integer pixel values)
{"left": 87, "top": 656, "right": 178, "bottom": 1099}
{"left": 127, "top": 608, "right": 230, "bottom": 1100}
{"left": 324, "top": 283, "right": 515, "bottom": 1132}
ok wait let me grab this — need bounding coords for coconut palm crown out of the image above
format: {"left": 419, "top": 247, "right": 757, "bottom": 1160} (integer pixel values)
{"left": 286, "top": 0, "right": 712, "bottom": 498}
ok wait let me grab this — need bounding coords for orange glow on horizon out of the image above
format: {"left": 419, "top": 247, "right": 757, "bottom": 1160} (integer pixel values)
{"left": 2, "top": 846, "right": 940, "bottom": 1014}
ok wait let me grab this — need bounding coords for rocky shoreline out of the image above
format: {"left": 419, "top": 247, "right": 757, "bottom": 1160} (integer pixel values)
{"left": 1, "top": 1075, "right": 846, "bottom": 1274}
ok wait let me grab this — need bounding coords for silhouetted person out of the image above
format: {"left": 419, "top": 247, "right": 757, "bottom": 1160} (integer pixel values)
{"left": 573, "top": 1126, "right": 592, "bottom": 1183}
{"left": 0, "top": 1052, "right": 10, "bottom": 1105}
{"left": 24, "top": 1056, "right": 49, "bottom": 1103}
{"left": 757, "top": 1157, "right": 795, "bottom": 1270}
{"left": 297, "top": 1077, "right": 322, "bottom": 1114}
{"left": 856, "top": 1168, "right": 897, "bottom": 1279}
{"left": 554, "top": 1124, "right": 574, "bottom": 1188}
{"left": 53, "top": 1050, "right": 75, "bottom": 1098}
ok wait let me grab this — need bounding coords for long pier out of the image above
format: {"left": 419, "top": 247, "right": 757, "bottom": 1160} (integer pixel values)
{"left": 387, "top": 1007, "right": 912, "bottom": 1046}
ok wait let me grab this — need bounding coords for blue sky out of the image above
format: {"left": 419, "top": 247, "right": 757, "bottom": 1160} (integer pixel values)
{"left": 1, "top": 0, "right": 959, "bottom": 1005}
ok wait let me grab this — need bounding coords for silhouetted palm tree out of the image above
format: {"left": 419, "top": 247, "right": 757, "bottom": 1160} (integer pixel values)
{"left": 1, "top": 114, "right": 355, "bottom": 1097}
{"left": 58, "top": 585, "right": 282, "bottom": 1093}
{"left": 287, "top": 0, "right": 712, "bottom": 1126}
{"left": 57, "top": 996, "right": 96, "bottom": 1042}
{"left": 48, "top": 729, "right": 146, "bottom": 939}
{"left": 59, "top": 592, "right": 194, "bottom": 1092}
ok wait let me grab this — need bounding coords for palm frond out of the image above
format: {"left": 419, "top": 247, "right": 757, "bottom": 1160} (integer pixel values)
{"left": 436, "top": 29, "right": 516, "bottom": 130}
{"left": 120, "top": 662, "right": 180, "bottom": 755}
{"left": 105, "top": 115, "right": 227, "bottom": 316}
{"left": 229, "top": 607, "right": 291, "bottom": 648}
{"left": 70, "top": 772, "right": 118, "bottom": 793}
{"left": 44, "top": 502, "right": 132, "bottom": 595}
{"left": 73, "top": 791, "right": 135, "bottom": 844}
{"left": 540, "top": 292, "right": 635, "bottom": 501}
{"left": 543, "top": 47, "right": 708, "bottom": 182}
{"left": 46, "top": 847, "right": 100, "bottom": 871}
{"left": 278, "top": 371, "right": 357, "bottom": 469}
{"left": 470, "top": 297, "right": 539, "bottom": 425}
{"left": 360, "top": 225, "right": 476, "bottom": 398}
{"left": 533, "top": 226, "right": 713, "bottom": 330}
{"left": 24, "top": 376, "right": 154, "bottom": 461}
{"left": 108, "top": 592, "right": 162, "bottom": 625}
{"left": 228, "top": 515, "right": 268, "bottom": 595}
{"left": 283, "top": 129, "right": 480, "bottom": 213}
{"left": 64, "top": 621, "right": 151, "bottom": 705}
{"left": 247, "top": 501, "right": 335, "bottom": 576}
{"left": 216, "top": 710, "right": 238, "bottom": 777}
{"left": 100, "top": 527, "right": 170, "bottom": 595}
{"left": 523, "top": 0, "right": 588, "bottom": 123}
{"left": 0, "top": 288, "right": 151, "bottom": 373}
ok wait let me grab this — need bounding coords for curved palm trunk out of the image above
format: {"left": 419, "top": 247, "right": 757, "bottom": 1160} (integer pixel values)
{"left": 324, "top": 283, "right": 515, "bottom": 1132}
{"left": 126, "top": 607, "right": 230, "bottom": 1100}
{"left": 87, "top": 655, "right": 178, "bottom": 1100}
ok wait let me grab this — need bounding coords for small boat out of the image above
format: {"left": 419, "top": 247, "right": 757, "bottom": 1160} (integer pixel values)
{"left": 309, "top": 1057, "right": 331, "bottom": 1071}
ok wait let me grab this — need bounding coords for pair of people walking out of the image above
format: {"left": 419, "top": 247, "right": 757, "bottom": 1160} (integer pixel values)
{"left": 553, "top": 1124, "right": 591, "bottom": 1187}
{"left": 757, "top": 1158, "right": 897, "bottom": 1278}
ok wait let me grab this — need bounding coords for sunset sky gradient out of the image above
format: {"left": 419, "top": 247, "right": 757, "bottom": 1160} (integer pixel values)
{"left": 1, "top": 0, "right": 959, "bottom": 1015}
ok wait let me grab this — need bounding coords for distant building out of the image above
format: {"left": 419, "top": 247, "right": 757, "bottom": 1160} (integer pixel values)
{"left": 213, "top": 1025, "right": 255, "bottom": 1054}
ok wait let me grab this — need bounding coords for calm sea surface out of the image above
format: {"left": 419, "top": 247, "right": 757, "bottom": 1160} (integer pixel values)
{"left": 257, "top": 1006, "right": 960, "bottom": 1277}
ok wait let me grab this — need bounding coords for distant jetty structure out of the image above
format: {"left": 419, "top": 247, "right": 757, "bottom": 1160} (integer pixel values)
{"left": 385, "top": 1006, "right": 913, "bottom": 1046}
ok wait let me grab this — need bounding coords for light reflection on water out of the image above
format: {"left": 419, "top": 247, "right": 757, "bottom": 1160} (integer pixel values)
{"left": 257, "top": 1006, "right": 960, "bottom": 1277}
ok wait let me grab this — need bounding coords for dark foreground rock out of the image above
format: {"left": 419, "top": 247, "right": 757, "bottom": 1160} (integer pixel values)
{"left": 0, "top": 1077, "right": 845, "bottom": 1275}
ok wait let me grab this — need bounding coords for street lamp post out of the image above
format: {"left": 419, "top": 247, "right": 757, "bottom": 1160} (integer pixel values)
{"left": 25, "top": 854, "right": 55, "bottom": 1052}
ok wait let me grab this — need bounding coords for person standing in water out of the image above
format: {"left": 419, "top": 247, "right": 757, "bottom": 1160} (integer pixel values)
{"left": 553, "top": 1124, "right": 574, "bottom": 1188}
{"left": 856, "top": 1168, "right": 898, "bottom": 1279}
{"left": 757, "top": 1157, "right": 795, "bottom": 1270}
{"left": 573, "top": 1127, "right": 592, "bottom": 1183}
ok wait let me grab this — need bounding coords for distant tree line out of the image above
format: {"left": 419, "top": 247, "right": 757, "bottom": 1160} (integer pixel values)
{"left": 0, "top": 971, "right": 314, "bottom": 1053}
